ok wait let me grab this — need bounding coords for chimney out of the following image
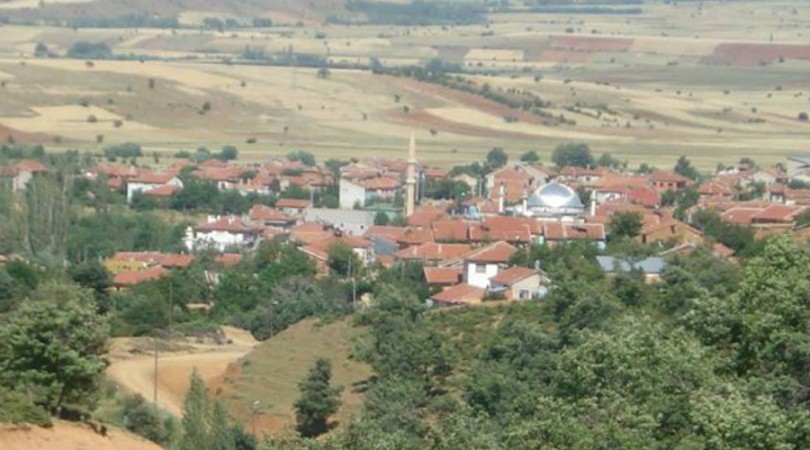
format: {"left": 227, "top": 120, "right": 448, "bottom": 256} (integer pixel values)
{"left": 590, "top": 198, "right": 596, "bottom": 217}
{"left": 498, "top": 182, "right": 505, "bottom": 214}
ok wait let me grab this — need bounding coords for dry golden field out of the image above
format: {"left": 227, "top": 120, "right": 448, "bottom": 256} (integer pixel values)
{"left": 0, "top": 1, "right": 808, "bottom": 169}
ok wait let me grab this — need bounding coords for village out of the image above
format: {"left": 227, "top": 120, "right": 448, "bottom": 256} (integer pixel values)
{"left": 6, "top": 140, "right": 807, "bottom": 308}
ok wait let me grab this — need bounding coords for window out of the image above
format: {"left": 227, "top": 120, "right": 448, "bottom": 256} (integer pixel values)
{"left": 519, "top": 289, "right": 530, "bottom": 300}
{"left": 475, "top": 263, "right": 487, "bottom": 274}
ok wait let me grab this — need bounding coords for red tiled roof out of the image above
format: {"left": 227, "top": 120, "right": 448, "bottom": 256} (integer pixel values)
{"left": 358, "top": 176, "right": 401, "bottom": 191}
{"left": 302, "top": 235, "right": 372, "bottom": 261}
{"left": 12, "top": 160, "right": 49, "bottom": 173}
{"left": 721, "top": 207, "right": 762, "bottom": 225}
{"left": 469, "top": 222, "right": 532, "bottom": 244}
{"left": 109, "top": 252, "right": 194, "bottom": 270}
{"left": 143, "top": 184, "right": 180, "bottom": 197}
{"left": 751, "top": 205, "right": 806, "bottom": 223}
{"left": 543, "top": 222, "right": 606, "bottom": 241}
{"left": 650, "top": 169, "right": 692, "bottom": 184}
{"left": 194, "top": 166, "right": 244, "bottom": 182}
{"left": 196, "top": 216, "right": 262, "bottom": 234}
{"left": 396, "top": 242, "right": 472, "bottom": 262}
{"left": 408, "top": 205, "right": 448, "bottom": 227}
{"left": 423, "top": 168, "right": 448, "bottom": 179}
{"left": 424, "top": 267, "right": 463, "bottom": 285}
{"left": 397, "top": 227, "right": 435, "bottom": 246}
{"left": 465, "top": 241, "right": 516, "bottom": 264}
{"left": 490, "top": 266, "right": 540, "bottom": 286}
{"left": 290, "top": 222, "right": 333, "bottom": 245}
{"left": 558, "top": 166, "right": 604, "bottom": 177}
{"left": 249, "top": 204, "right": 295, "bottom": 223}
{"left": 431, "top": 283, "right": 485, "bottom": 305}
{"left": 365, "top": 225, "right": 408, "bottom": 242}
{"left": 130, "top": 171, "right": 177, "bottom": 185}
{"left": 698, "top": 181, "right": 734, "bottom": 197}
{"left": 432, "top": 220, "right": 469, "bottom": 242}
{"left": 113, "top": 267, "right": 168, "bottom": 286}
{"left": 627, "top": 187, "right": 660, "bottom": 208}
{"left": 276, "top": 198, "right": 311, "bottom": 209}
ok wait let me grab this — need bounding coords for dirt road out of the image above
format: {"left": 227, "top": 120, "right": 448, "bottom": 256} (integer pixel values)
{"left": 106, "top": 327, "right": 258, "bottom": 416}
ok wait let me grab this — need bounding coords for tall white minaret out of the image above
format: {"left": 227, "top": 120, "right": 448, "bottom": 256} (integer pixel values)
{"left": 405, "top": 133, "right": 417, "bottom": 217}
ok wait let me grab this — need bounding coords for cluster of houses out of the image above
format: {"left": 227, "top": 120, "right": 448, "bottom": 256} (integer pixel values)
{"left": 3, "top": 149, "right": 810, "bottom": 307}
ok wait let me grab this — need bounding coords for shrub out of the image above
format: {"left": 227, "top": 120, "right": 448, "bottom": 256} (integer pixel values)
{"left": 0, "top": 386, "right": 51, "bottom": 426}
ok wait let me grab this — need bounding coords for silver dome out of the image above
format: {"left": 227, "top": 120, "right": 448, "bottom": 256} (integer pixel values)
{"left": 527, "top": 182, "right": 583, "bottom": 209}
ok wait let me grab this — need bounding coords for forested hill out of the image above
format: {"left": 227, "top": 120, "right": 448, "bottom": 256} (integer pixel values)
{"left": 261, "top": 235, "right": 810, "bottom": 449}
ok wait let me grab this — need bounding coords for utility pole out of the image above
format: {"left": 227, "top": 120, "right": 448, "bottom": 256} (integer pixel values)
{"left": 153, "top": 334, "right": 158, "bottom": 406}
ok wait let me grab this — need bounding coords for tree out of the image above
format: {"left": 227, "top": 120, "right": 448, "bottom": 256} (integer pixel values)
{"left": 180, "top": 371, "right": 240, "bottom": 450}
{"left": 374, "top": 211, "right": 390, "bottom": 226}
{"left": 69, "top": 260, "right": 113, "bottom": 312}
{"left": 287, "top": 150, "right": 316, "bottom": 167}
{"left": 294, "top": 358, "right": 342, "bottom": 438}
{"left": 218, "top": 145, "right": 238, "bottom": 161}
{"left": 609, "top": 211, "right": 643, "bottom": 240}
{"left": 674, "top": 155, "right": 699, "bottom": 180}
{"left": 520, "top": 150, "right": 539, "bottom": 163}
{"left": 486, "top": 147, "right": 508, "bottom": 169}
{"left": 327, "top": 242, "right": 360, "bottom": 277}
{"left": 0, "top": 282, "right": 109, "bottom": 413}
{"left": 34, "top": 42, "right": 50, "bottom": 58}
{"left": 552, "top": 143, "right": 594, "bottom": 168}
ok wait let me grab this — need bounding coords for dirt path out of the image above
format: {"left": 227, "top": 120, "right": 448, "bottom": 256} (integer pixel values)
{"left": 106, "top": 327, "right": 258, "bottom": 417}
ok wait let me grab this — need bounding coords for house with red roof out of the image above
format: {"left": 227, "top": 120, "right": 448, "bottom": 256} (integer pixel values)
{"left": 423, "top": 267, "right": 464, "bottom": 288}
{"left": 300, "top": 234, "right": 374, "bottom": 274}
{"left": 649, "top": 169, "right": 693, "bottom": 193}
{"left": 429, "top": 283, "right": 485, "bottom": 306}
{"left": 184, "top": 216, "right": 263, "bottom": 251}
{"left": 463, "top": 241, "right": 517, "bottom": 288}
{"left": 276, "top": 198, "right": 311, "bottom": 217}
{"left": 395, "top": 242, "right": 472, "bottom": 266}
{"left": 127, "top": 171, "right": 183, "bottom": 202}
{"left": 339, "top": 175, "right": 402, "bottom": 209}
{"left": 488, "top": 266, "right": 551, "bottom": 300}
{"left": 249, "top": 204, "right": 297, "bottom": 229}
{"left": 540, "top": 223, "right": 606, "bottom": 249}
{"left": 1, "top": 160, "right": 49, "bottom": 191}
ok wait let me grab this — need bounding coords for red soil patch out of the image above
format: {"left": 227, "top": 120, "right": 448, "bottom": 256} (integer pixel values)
{"left": 0, "top": 123, "right": 49, "bottom": 144}
{"left": 384, "top": 76, "right": 567, "bottom": 129}
{"left": 388, "top": 110, "right": 543, "bottom": 140}
{"left": 549, "top": 35, "right": 634, "bottom": 52}
{"left": 539, "top": 50, "right": 594, "bottom": 64}
{"left": 704, "top": 43, "right": 810, "bottom": 66}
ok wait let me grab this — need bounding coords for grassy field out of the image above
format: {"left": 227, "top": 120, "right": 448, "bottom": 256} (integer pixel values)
{"left": 0, "top": 1, "right": 808, "bottom": 169}
{"left": 213, "top": 318, "right": 372, "bottom": 435}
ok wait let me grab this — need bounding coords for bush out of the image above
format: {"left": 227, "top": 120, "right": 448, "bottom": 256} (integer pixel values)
{"left": 120, "top": 394, "right": 175, "bottom": 445}
{"left": 0, "top": 386, "right": 51, "bottom": 426}
{"left": 799, "top": 112, "right": 809, "bottom": 122}
{"left": 67, "top": 41, "right": 112, "bottom": 59}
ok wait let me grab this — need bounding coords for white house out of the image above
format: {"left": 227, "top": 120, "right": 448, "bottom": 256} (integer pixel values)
{"left": 184, "top": 216, "right": 262, "bottom": 251}
{"left": 127, "top": 172, "right": 183, "bottom": 202}
{"left": 462, "top": 241, "right": 516, "bottom": 289}
{"left": 488, "top": 266, "right": 551, "bottom": 300}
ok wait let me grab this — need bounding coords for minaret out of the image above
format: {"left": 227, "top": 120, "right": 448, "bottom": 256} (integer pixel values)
{"left": 405, "top": 133, "right": 417, "bottom": 217}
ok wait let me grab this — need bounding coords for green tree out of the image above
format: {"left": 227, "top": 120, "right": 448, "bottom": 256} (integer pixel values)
{"left": 486, "top": 147, "right": 508, "bottom": 169}
{"left": 0, "top": 282, "right": 109, "bottom": 413}
{"left": 327, "top": 242, "right": 360, "bottom": 277}
{"left": 180, "top": 371, "right": 211, "bottom": 450}
{"left": 552, "top": 142, "right": 594, "bottom": 168}
{"left": 609, "top": 211, "right": 644, "bottom": 240}
{"left": 674, "top": 155, "right": 700, "bottom": 180}
{"left": 294, "top": 358, "right": 342, "bottom": 438}
{"left": 519, "top": 150, "right": 539, "bottom": 163}
{"left": 374, "top": 211, "right": 390, "bottom": 226}
{"left": 69, "top": 260, "right": 113, "bottom": 311}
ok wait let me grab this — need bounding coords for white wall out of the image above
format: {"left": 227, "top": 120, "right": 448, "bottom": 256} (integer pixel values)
{"left": 340, "top": 178, "right": 366, "bottom": 209}
{"left": 465, "top": 261, "right": 500, "bottom": 289}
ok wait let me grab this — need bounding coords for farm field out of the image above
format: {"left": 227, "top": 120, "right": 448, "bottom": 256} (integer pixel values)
{"left": 0, "top": 1, "right": 808, "bottom": 169}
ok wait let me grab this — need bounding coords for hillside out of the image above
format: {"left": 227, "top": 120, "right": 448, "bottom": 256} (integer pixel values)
{"left": 214, "top": 317, "right": 372, "bottom": 435}
{"left": 0, "top": 421, "right": 163, "bottom": 450}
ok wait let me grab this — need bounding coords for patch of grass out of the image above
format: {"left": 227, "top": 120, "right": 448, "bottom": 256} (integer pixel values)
{"left": 216, "top": 318, "right": 372, "bottom": 433}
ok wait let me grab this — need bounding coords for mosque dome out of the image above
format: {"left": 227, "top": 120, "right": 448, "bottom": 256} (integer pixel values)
{"left": 527, "top": 182, "right": 584, "bottom": 209}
